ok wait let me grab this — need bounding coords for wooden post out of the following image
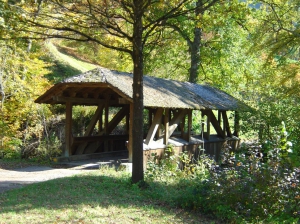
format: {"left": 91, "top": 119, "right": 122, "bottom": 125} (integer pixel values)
{"left": 128, "top": 103, "right": 134, "bottom": 162}
{"left": 125, "top": 111, "right": 129, "bottom": 135}
{"left": 222, "top": 111, "right": 226, "bottom": 136}
{"left": 218, "top": 110, "right": 221, "bottom": 125}
{"left": 148, "top": 109, "right": 152, "bottom": 129}
{"left": 187, "top": 109, "right": 192, "bottom": 142}
{"left": 180, "top": 115, "right": 186, "bottom": 139}
{"left": 222, "top": 111, "right": 232, "bottom": 137}
{"left": 104, "top": 95, "right": 110, "bottom": 151}
{"left": 98, "top": 106, "right": 103, "bottom": 134}
{"left": 206, "top": 111, "right": 211, "bottom": 140}
{"left": 233, "top": 111, "right": 240, "bottom": 137}
{"left": 65, "top": 102, "right": 72, "bottom": 157}
{"left": 145, "top": 108, "right": 163, "bottom": 145}
{"left": 164, "top": 108, "right": 170, "bottom": 145}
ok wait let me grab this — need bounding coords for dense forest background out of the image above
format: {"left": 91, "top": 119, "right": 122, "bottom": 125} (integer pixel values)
{"left": 0, "top": 0, "right": 299, "bottom": 164}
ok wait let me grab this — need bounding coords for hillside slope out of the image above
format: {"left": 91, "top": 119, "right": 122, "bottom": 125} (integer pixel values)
{"left": 45, "top": 41, "right": 97, "bottom": 73}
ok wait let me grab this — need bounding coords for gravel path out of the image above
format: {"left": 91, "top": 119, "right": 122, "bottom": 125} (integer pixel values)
{"left": 0, "top": 165, "right": 97, "bottom": 193}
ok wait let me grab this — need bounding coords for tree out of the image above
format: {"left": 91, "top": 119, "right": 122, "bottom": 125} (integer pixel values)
{"left": 3, "top": 0, "right": 204, "bottom": 183}
{"left": 143, "top": 0, "right": 250, "bottom": 84}
{"left": 251, "top": 0, "right": 300, "bottom": 94}
{"left": 0, "top": 39, "right": 51, "bottom": 158}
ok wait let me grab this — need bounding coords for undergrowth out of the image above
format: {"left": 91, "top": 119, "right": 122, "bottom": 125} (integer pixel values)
{"left": 145, "top": 136, "right": 300, "bottom": 223}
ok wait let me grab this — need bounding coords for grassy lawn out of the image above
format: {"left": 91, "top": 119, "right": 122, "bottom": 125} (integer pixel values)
{"left": 0, "top": 167, "right": 216, "bottom": 224}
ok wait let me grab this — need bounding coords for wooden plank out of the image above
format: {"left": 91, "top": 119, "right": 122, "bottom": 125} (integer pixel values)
{"left": 145, "top": 108, "right": 163, "bottom": 145}
{"left": 65, "top": 102, "right": 72, "bottom": 157}
{"left": 164, "top": 108, "right": 170, "bottom": 144}
{"left": 222, "top": 111, "right": 232, "bottom": 137}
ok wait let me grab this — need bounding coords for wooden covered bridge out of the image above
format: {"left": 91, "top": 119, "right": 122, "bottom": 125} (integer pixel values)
{"left": 35, "top": 67, "right": 249, "bottom": 164}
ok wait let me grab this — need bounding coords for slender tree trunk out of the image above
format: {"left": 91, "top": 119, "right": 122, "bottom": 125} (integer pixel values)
{"left": 189, "top": 0, "right": 202, "bottom": 83}
{"left": 131, "top": 0, "right": 144, "bottom": 183}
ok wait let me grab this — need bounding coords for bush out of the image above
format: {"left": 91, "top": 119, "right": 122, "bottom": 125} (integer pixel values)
{"left": 145, "top": 141, "right": 300, "bottom": 223}
{"left": 0, "top": 138, "right": 22, "bottom": 160}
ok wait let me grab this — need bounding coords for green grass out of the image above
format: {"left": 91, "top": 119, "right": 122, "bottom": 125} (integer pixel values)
{"left": 46, "top": 41, "right": 97, "bottom": 72}
{"left": 0, "top": 167, "right": 217, "bottom": 224}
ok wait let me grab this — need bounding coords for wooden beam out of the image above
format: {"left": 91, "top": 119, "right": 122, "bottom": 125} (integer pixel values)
{"left": 65, "top": 102, "right": 72, "bottom": 157}
{"left": 118, "top": 98, "right": 130, "bottom": 104}
{"left": 125, "top": 111, "right": 129, "bottom": 135}
{"left": 180, "top": 115, "right": 186, "bottom": 139}
{"left": 73, "top": 135, "right": 129, "bottom": 143}
{"left": 104, "top": 95, "right": 110, "bottom": 151}
{"left": 167, "top": 109, "right": 188, "bottom": 139}
{"left": 75, "top": 104, "right": 104, "bottom": 155}
{"left": 75, "top": 105, "right": 129, "bottom": 155}
{"left": 186, "top": 109, "right": 192, "bottom": 142}
{"left": 164, "top": 108, "right": 170, "bottom": 144}
{"left": 85, "top": 104, "right": 105, "bottom": 136}
{"left": 98, "top": 107, "right": 103, "bottom": 134}
{"left": 202, "top": 110, "right": 210, "bottom": 140}
{"left": 53, "top": 96, "right": 118, "bottom": 105}
{"left": 148, "top": 109, "right": 153, "bottom": 129}
{"left": 105, "top": 106, "right": 129, "bottom": 134}
{"left": 218, "top": 110, "right": 221, "bottom": 125}
{"left": 128, "top": 103, "right": 134, "bottom": 162}
{"left": 222, "top": 111, "right": 232, "bottom": 137}
{"left": 145, "top": 108, "right": 163, "bottom": 145}
{"left": 207, "top": 111, "right": 210, "bottom": 139}
{"left": 203, "top": 110, "right": 225, "bottom": 138}
{"left": 233, "top": 111, "right": 240, "bottom": 137}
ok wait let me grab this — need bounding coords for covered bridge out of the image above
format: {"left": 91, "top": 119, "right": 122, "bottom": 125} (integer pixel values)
{"left": 35, "top": 67, "right": 249, "bottom": 164}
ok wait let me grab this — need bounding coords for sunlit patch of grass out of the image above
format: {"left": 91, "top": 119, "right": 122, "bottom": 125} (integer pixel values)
{"left": 46, "top": 41, "right": 97, "bottom": 72}
{"left": 0, "top": 168, "right": 216, "bottom": 224}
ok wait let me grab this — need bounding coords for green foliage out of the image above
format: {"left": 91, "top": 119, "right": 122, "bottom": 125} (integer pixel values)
{"left": 1, "top": 138, "right": 22, "bottom": 160}
{"left": 0, "top": 40, "right": 52, "bottom": 157}
{"left": 145, "top": 145, "right": 214, "bottom": 182}
{"left": 145, "top": 124, "right": 300, "bottom": 223}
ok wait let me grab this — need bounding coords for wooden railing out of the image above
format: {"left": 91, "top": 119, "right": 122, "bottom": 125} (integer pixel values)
{"left": 71, "top": 135, "right": 129, "bottom": 155}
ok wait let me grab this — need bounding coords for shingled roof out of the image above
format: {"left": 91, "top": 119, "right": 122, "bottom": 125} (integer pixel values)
{"left": 35, "top": 67, "right": 249, "bottom": 111}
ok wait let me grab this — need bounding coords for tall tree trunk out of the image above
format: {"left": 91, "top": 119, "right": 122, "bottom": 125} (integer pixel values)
{"left": 189, "top": 0, "right": 202, "bottom": 83}
{"left": 131, "top": 0, "right": 144, "bottom": 183}
{"left": 189, "top": 27, "right": 202, "bottom": 83}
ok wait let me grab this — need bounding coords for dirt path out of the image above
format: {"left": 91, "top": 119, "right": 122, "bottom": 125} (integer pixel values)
{"left": 0, "top": 164, "right": 99, "bottom": 193}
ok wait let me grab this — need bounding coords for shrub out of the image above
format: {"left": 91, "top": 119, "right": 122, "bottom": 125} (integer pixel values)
{"left": 145, "top": 138, "right": 300, "bottom": 223}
